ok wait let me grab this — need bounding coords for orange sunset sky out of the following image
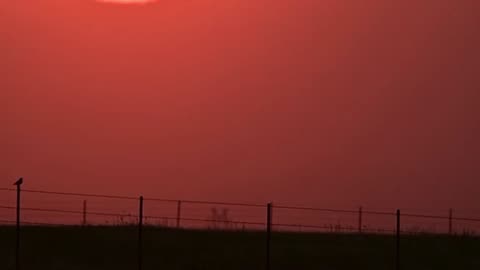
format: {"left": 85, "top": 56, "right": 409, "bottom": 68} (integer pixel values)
{"left": 2, "top": 0, "right": 479, "bottom": 212}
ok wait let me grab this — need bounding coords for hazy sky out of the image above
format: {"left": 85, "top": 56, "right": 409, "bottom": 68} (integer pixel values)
{"left": 2, "top": 0, "right": 479, "bottom": 212}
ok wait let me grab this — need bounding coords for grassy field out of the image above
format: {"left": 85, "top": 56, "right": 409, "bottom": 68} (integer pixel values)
{"left": 1, "top": 226, "right": 479, "bottom": 270}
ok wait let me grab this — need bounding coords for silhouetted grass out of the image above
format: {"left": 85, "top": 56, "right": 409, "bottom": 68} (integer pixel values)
{"left": 0, "top": 226, "right": 479, "bottom": 270}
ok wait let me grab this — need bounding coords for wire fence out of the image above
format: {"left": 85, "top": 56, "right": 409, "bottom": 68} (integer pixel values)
{"left": 2, "top": 185, "right": 480, "bottom": 270}
{"left": 1, "top": 186, "right": 479, "bottom": 235}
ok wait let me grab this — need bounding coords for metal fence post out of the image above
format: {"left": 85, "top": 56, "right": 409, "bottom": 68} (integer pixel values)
{"left": 266, "top": 202, "right": 272, "bottom": 270}
{"left": 396, "top": 209, "right": 401, "bottom": 270}
{"left": 138, "top": 196, "right": 144, "bottom": 270}
{"left": 448, "top": 209, "right": 453, "bottom": 235}
{"left": 176, "top": 200, "right": 182, "bottom": 229}
{"left": 82, "top": 200, "right": 87, "bottom": 226}
{"left": 358, "top": 207, "right": 363, "bottom": 233}
{"left": 14, "top": 177, "right": 23, "bottom": 270}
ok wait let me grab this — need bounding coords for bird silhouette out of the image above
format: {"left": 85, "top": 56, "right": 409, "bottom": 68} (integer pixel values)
{"left": 14, "top": 178, "right": 23, "bottom": 186}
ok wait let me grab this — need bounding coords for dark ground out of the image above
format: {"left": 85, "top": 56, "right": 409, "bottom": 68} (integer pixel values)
{"left": 0, "top": 226, "right": 479, "bottom": 270}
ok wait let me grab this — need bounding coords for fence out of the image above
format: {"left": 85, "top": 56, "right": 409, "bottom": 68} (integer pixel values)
{"left": 1, "top": 180, "right": 480, "bottom": 270}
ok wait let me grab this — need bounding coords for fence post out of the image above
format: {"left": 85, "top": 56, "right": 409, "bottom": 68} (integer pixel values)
{"left": 448, "top": 209, "right": 453, "bottom": 235}
{"left": 266, "top": 202, "right": 272, "bottom": 270}
{"left": 358, "top": 207, "right": 363, "bottom": 233}
{"left": 14, "top": 177, "right": 23, "bottom": 270}
{"left": 176, "top": 200, "right": 182, "bottom": 229}
{"left": 82, "top": 200, "right": 87, "bottom": 226}
{"left": 138, "top": 196, "right": 144, "bottom": 270}
{"left": 396, "top": 209, "right": 401, "bottom": 270}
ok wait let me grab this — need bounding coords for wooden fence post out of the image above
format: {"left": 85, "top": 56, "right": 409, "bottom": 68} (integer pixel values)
{"left": 396, "top": 209, "right": 401, "bottom": 270}
{"left": 82, "top": 200, "right": 87, "bottom": 226}
{"left": 176, "top": 200, "right": 182, "bottom": 229}
{"left": 138, "top": 196, "right": 144, "bottom": 270}
{"left": 14, "top": 177, "right": 23, "bottom": 270}
{"left": 358, "top": 207, "right": 363, "bottom": 233}
{"left": 266, "top": 202, "right": 272, "bottom": 270}
{"left": 448, "top": 209, "right": 453, "bottom": 235}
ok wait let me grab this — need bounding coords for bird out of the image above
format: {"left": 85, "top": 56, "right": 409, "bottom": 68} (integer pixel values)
{"left": 13, "top": 178, "right": 23, "bottom": 186}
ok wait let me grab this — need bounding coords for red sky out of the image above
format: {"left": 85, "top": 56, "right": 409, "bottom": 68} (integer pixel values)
{"left": 2, "top": 0, "right": 479, "bottom": 213}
